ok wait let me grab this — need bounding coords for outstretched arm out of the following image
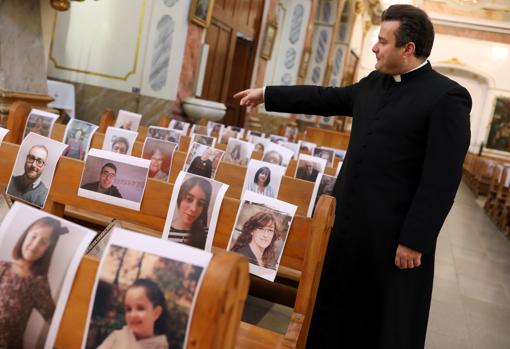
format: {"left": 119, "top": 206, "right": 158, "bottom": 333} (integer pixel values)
{"left": 233, "top": 88, "right": 264, "bottom": 108}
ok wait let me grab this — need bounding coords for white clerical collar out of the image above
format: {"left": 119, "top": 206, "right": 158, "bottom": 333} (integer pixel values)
{"left": 393, "top": 60, "right": 428, "bottom": 82}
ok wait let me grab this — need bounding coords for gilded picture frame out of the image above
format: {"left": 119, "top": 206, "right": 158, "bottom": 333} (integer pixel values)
{"left": 190, "top": 0, "right": 215, "bottom": 28}
{"left": 261, "top": 22, "right": 278, "bottom": 60}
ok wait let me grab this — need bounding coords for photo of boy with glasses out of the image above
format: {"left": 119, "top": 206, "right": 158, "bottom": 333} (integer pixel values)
{"left": 81, "top": 163, "right": 123, "bottom": 198}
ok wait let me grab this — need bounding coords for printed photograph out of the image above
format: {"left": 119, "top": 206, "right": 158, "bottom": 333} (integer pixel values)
{"left": 168, "top": 120, "right": 190, "bottom": 135}
{"left": 313, "top": 147, "right": 336, "bottom": 167}
{"left": 147, "top": 126, "right": 183, "bottom": 146}
{"left": 310, "top": 174, "right": 337, "bottom": 216}
{"left": 0, "top": 127, "right": 9, "bottom": 143}
{"left": 183, "top": 142, "right": 224, "bottom": 179}
{"left": 283, "top": 126, "right": 298, "bottom": 143}
{"left": 163, "top": 171, "right": 229, "bottom": 251}
{"left": 218, "top": 128, "right": 239, "bottom": 145}
{"left": 227, "top": 125, "right": 245, "bottom": 139}
{"left": 226, "top": 191, "right": 297, "bottom": 281}
{"left": 102, "top": 127, "right": 138, "bottom": 156}
{"left": 62, "top": 119, "right": 98, "bottom": 160}
{"left": 262, "top": 141, "right": 294, "bottom": 167}
{"left": 22, "top": 109, "right": 59, "bottom": 140}
{"left": 0, "top": 202, "right": 94, "bottom": 349}
{"left": 298, "top": 140, "right": 317, "bottom": 154}
{"left": 248, "top": 135, "right": 269, "bottom": 153}
{"left": 243, "top": 159, "right": 285, "bottom": 198}
{"left": 206, "top": 121, "right": 224, "bottom": 138}
{"left": 142, "top": 138, "right": 178, "bottom": 182}
{"left": 246, "top": 130, "right": 265, "bottom": 139}
{"left": 295, "top": 154, "right": 327, "bottom": 183}
{"left": 83, "top": 229, "right": 211, "bottom": 349}
{"left": 190, "top": 124, "right": 210, "bottom": 136}
{"left": 280, "top": 141, "right": 300, "bottom": 159}
{"left": 78, "top": 149, "right": 150, "bottom": 211}
{"left": 114, "top": 110, "right": 142, "bottom": 132}
{"left": 6, "top": 133, "right": 68, "bottom": 208}
{"left": 191, "top": 134, "right": 216, "bottom": 147}
{"left": 269, "top": 134, "right": 288, "bottom": 144}
{"left": 223, "top": 138, "right": 254, "bottom": 166}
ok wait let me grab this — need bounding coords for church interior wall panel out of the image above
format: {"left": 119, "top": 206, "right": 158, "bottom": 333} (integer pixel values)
{"left": 48, "top": 0, "right": 151, "bottom": 93}
{"left": 140, "top": 0, "right": 190, "bottom": 101}
{"left": 260, "top": 0, "right": 311, "bottom": 117}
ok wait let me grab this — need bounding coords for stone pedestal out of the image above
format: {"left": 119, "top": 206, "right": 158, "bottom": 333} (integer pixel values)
{"left": 0, "top": 0, "right": 52, "bottom": 126}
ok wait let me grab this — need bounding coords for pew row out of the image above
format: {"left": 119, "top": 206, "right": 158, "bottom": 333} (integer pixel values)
{"left": 55, "top": 252, "right": 249, "bottom": 349}
{"left": 0, "top": 141, "right": 336, "bottom": 349}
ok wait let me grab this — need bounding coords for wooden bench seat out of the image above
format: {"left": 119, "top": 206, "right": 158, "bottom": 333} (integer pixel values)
{"left": 0, "top": 138, "right": 335, "bottom": 349}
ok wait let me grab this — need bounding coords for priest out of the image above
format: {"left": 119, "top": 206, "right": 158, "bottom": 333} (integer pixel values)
{"left": 234, "top": 4, "right": 471, "bottom": 348}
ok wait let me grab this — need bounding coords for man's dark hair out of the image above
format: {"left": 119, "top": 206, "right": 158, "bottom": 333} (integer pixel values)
{"left": 381, "top": 4, "right": 434, "bottom": 59}
{"left": 101, "top": 162, "right": 117, "bottom": 173}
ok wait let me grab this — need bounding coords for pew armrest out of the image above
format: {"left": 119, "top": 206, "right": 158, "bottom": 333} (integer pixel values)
{"left": 282, "top": 312, "right": 305, "bottom": 349}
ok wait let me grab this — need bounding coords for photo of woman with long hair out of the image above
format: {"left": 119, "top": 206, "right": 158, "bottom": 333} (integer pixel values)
{"left": 229, "top": 211, "right": 278, "bottom": 268}
{"left": 169, "top": 176, "right": 212, "bottom": 249}
{"left": 0, "top": 216, "right": 68, "bottom": 348}
{"left": 98, "top": 278, "right": 170, "bottom": 349}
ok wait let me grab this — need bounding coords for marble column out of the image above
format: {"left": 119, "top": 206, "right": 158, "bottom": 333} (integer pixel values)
{"left": 0, "top": 0, "right": 52, "bottom": 126}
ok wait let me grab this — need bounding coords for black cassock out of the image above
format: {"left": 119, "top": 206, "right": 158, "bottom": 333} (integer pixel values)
{"left": 265, "top": 63, "right": 471, "bottom": 349}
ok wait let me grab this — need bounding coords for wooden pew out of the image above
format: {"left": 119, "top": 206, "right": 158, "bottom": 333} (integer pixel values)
{"left": 55, "top": 252, "right": 249, "bottom": 349}
{"left": 303, "top": 126, "right": 350, "bottom": 149}
{"left": 0, "top": 141, "right": 336, "bottom": 349}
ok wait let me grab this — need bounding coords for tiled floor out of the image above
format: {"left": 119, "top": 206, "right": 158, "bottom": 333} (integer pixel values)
{"left": 243, "top": 183, "right": 510, "bottom": 348}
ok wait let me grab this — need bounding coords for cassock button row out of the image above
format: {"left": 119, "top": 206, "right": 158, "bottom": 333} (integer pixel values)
{"left": 367, "top": 131, "right": 373, "bottom": 135}
{"left": 362, "top": 144, "right": 367, "bottom": 148}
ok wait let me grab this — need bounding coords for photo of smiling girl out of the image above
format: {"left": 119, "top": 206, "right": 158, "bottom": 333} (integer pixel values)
{"left": 0, "top": 202, "right": 94, "bottom": 349}
{"left": 163, "top": 172, "right": 228, "bottom": 251}
{"left": 97, "top": 279, "right": 170, "bottom": 349}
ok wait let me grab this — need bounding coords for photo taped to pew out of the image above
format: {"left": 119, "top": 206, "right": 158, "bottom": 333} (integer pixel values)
{"left": 102, "top": 126, "right": 138, "bottom": 156}
{"left": 218, "top": 128, "right": 240, "bottom": 145}
{"left": 62, "top": 119, "right": 98, "bottom": 160}
{"left": 223, "top": 138, "right": 254, "bottom": 166}
{"left": 6, "top": 132, "right": 68, "bottom": 208}
{"left": 82, "top": 228, "right": 211, "bottom": 349}
{"left": 298, "top": 140, "right": 316, "bottom": 154}
{"left": 295, "top": 153, "right": 327, "bottom": 183}
{"left": 191, "top": 133, "right": 216, "bottom": 147}
{"left": 142, "top": 138, "right": 178, "bottom": 182}
{"left": 78, "top": 149, "right": 150, "bottom": 211}
{"left": 248, "top": 134, "right": 269, "bottom": 153}
{"left": 206, "top": 121, "right": 224, "bottom": 138}
{"left": 189, "top": 124, "right": 210, "bottom": 137}
{"left": 243, "top": 159, "right": 285, "bottom": 198}
{"left": 310, "top": 173, "right": 337, "bottom": 216}
{"left": 313, "top": 146, "right": 336, "bottom": 167}
{"left": 227, "top": 191, "right": 297, "bottom": 281}
{"left": 184, "top": 142, "right": 224, "bottom": 179}
{"left": 0, "top": 126, "right": 9, "bottom": 143}
{"left": 262, "top": 141, "right": 294, "bottom": 167}
{"left": 22, "top": 109, "right": 59, "bottom": 140}
{"left": 280, "top": 140, "right": 300, "bottom": 159}
{"left": 163, "top": 171, "right": 228, "bottom": 251}
{"left": 147, "top": 126, "right": 183, "bottom": 148}
{"left": 0, "top": 202, "right": 95, "bottom": 349}
{"left": 114, "top": 109, "right": 142, "bottom": 132}
{"left": 168, "top": 119, "right": 190, "bottom": 135}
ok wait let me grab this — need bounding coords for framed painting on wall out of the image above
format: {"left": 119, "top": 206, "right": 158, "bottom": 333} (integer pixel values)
{"left": 190, "top": 0, "right": 215, "bottom": 28}
{"left": 261, "top": 22, "right": 278, "bottom": 60}
{"left": 484, "top": 96, "right": 510, "bottom": 156}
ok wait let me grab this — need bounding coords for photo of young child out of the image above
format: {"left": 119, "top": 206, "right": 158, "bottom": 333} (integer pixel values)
{"left": 83, "top": 228, "right": 211, "bottom": 349}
